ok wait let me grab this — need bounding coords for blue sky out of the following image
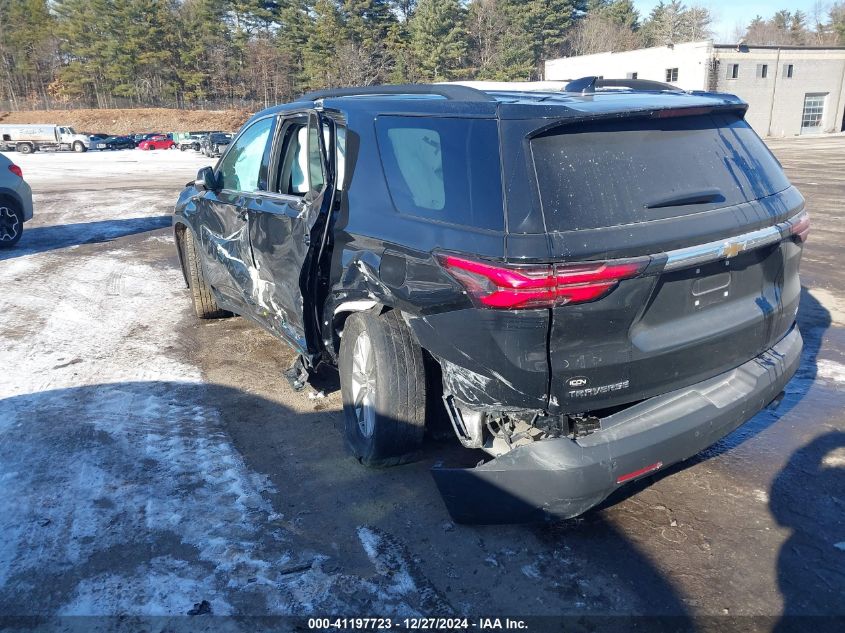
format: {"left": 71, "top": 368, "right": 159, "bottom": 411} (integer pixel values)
{"left": 633, "top": 0, "right": 825, "bottom": 43}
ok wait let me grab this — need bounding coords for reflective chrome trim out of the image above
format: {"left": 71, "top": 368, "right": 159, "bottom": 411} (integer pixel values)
{"left": 663, "top": 212, "right": 804, "bottom": 271}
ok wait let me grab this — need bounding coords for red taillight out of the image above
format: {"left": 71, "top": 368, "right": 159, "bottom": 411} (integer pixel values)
{"left": 788, "top": 210, "right": 810, "bottom": 243}
{"left": 8, "top": 164, "right": 22, "bottom": 178}
{"left": 439, "top": 254, "right": 649, "bottom": 309}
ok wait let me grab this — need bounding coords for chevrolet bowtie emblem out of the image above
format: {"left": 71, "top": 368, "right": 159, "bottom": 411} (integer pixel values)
{"left": 722, "top": 241, "right": 746, "bottom": 258}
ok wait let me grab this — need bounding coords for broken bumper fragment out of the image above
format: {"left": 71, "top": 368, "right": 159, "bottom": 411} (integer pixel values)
{"left": 432, "top": 326, "right": 802, "bottom": 524}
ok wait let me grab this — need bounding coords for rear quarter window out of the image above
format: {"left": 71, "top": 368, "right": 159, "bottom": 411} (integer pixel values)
{"left": 530, "top": 113, "right": 791, "bottom": 232}
{"left": 375, "top": 116, "right": 504, "bottom": 231}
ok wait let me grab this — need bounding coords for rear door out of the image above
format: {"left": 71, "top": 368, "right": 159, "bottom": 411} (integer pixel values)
{"left": 246, "top": 111, "right": 333, "bottom": 357}
{"left": 521, "top": 111, "right": 805, "bottom": 413}
{"left": 193, "top": 115, "right": 276, "bottom": 313}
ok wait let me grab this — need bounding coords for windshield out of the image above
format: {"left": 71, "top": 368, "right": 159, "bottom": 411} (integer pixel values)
{"left": 530, "top": 113, "right": 790, "bottom": 232}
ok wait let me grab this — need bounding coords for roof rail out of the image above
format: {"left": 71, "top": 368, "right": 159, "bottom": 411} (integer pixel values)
{"left": 564, "top": 76, "right": 683, "bottom": 94}
{"left": 298, "top": 83, "right": 497, "bottom": 103}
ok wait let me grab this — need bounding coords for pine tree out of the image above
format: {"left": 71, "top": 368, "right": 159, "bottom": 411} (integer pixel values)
{"left": 409, "top": 0, "right": 468, "bottom": 80}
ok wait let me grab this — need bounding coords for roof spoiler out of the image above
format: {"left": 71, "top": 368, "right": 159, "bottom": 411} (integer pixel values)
{"left": 298, "top": 83, "right": 496, "bottom": 103}
{"left": 564, "top": 76, "right": 684, "bottom": 94}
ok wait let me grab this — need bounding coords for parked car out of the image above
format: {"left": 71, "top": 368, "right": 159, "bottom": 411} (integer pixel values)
{"left": 200, "top": 132, "right": 232, "bottom": 157}
{"left": 172, "top": 80, "right": 807, "bottom": 524}
{"left": 138, "top": 134, "right": 174, "bottom": 150}
{"left": 0, "top": 153, "right": 33, "bottom": 248}
{"left": 176, "top": 134, "right": 203, "bottom": 151}
{"left": 86, "top": 133, "right": 110, "bottom": 148}
{"left": 92, "top": 135, "right": 135, "bottom": 150}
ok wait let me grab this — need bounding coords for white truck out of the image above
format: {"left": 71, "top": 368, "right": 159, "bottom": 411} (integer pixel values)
{"left": 0, "top": 124, "right": 90, "bottom": 154}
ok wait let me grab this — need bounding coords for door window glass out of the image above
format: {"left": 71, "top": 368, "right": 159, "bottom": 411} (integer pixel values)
{"left": 277, "top": 117, "right": 327, "bottom": 196}
{"left": 218, "top": 117, "right": 274, "bottom": 192}
{"left": 308, "top": 117, "right": 326, "bottom": 193}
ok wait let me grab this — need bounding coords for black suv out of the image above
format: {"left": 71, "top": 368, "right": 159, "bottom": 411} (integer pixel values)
{"left": 173, "top": 80, "right": 807, "bottom": 524}
{"left": 200, "top": 132, "right": 233, "bottom": 158}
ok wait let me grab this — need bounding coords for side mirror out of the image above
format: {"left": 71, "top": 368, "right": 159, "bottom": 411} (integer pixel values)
{"left": 195, "top": 166, "right": 218, "bottom": 192}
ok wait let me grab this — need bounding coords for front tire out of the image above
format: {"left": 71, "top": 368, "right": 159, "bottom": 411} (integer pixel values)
{"left": 339, "top": 311, "right": 426, "bottom": 467}
{"left": 73, "top": 141, "right": 86, "bottom": 153}
{"left": 0, "top": 201, "right": 24, "bottom": 248}
{"left": 181, "top": 229, "right": 231, "bottom": 319}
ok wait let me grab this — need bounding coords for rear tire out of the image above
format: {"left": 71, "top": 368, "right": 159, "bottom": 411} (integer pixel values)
{"left": 0, "top": 200, "right": 24, "bottom": 248}
{"left": 339, "top": 310, "right": 426, "bottom": 467}
{"left": 17, "top": 143, "right": 33, "bottom": 154}
{"left": 181, "top": 229, "right": 232, "bottom": 319}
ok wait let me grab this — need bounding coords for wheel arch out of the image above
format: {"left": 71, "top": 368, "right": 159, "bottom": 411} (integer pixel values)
{"left": 173, "top": 221, "right": 190, "bottom": 288}
{"left": 0, "top": 188, "right": 23, "bottom": 211}
{"left": 329, "top": 299, "right": 389, "bottom": 360}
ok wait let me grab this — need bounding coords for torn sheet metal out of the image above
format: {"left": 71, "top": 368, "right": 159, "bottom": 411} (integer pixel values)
{"left": 434, "top": 327, "right": 801, "bottom": 524}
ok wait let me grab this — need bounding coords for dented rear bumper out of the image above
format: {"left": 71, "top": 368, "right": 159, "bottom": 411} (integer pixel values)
{"left": 432, "top": 326, "right": 802, "bottom": 524}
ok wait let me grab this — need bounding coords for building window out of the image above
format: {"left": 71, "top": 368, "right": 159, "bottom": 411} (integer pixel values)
{"left": 801, "top": 93, "right": 826, "bottom": 133}
{"left": 726, "top": 63, "right": 739, "bottom": 79}
{"left": 665, "top": 68, "right": 678, "bottom": 82}
{"left": 784, "top": 64, "right": 794, "bottom": 78}
{"left": 757, "top": 64, "right": 768, "bottom": 79}
{"left": 626, "top": 72, "right": 638, "bottom": 79}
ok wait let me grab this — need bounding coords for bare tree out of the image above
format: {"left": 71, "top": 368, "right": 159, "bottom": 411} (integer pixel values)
{"left": 566, "top": 12, "right": 641, "bottom": 55}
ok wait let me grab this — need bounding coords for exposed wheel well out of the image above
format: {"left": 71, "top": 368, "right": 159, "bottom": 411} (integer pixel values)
{"left": 332, "top": 304, "right": 381, "bottom": 356}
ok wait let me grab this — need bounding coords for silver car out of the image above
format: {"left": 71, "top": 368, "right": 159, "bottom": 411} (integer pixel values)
{"left": 0, "top": 152, "right": 33, "bottom": 247}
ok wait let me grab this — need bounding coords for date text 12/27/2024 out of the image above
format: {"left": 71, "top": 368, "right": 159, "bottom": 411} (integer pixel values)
{"left": 307, "top": 618, "right": 529, "bottom": 630}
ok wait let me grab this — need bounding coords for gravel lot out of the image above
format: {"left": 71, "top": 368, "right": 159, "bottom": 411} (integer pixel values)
{"left": 0, "top": 142, "right": 843, "bottom": 630}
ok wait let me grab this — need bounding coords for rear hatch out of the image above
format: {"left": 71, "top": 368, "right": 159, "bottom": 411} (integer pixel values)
{"left": 520, "top": 109, "right": 805, "bottom": 414}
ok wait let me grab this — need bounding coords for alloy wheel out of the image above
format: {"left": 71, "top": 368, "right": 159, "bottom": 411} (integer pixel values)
{"left": 350, "top": 331, "right": 377, "bottom": 438}
{"left": 0, "top": 206, "right": 20, "bottom": 242}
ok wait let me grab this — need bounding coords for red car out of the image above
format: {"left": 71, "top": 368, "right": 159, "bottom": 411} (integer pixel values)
{"left": 138, "top": 135, "right": 174, "bottom": 150}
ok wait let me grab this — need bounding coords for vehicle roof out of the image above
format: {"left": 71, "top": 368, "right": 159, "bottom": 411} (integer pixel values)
{"left": 249, "top": 83, "right": 747, "bottom": 123}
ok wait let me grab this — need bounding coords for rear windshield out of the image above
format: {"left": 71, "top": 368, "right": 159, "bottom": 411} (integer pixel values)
{"left": 531, "top": 113, "right": 790, "bottom": 232}
{"left": 375, "top": 116, "right": 504, "bottom": 230}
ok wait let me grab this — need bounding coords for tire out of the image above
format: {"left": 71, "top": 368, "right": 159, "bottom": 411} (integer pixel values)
{"left": 180, "top": 145, "right": 187, "bottom": 151}
{"left": 0, "top": 200, "right": 24, "bottom": 248}
{"left": 181, "top": 229, "right": 231, "bottom": 319}
{"left": 339, "top": 310, "right": 426, "bottom": 467}
{"left": 17, "top": 143, "right": 33, "bottom": 154}
{"left": 73, "top": 141, "right": 86, "bottom": 153}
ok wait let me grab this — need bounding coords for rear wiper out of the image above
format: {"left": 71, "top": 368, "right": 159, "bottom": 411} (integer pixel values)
{"left": 645, "top": 188, "right": 723, "bottom": 209}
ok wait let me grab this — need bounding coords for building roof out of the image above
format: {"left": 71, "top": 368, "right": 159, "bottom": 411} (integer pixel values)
{"left": 713, "top": 43, "right": 845, "bottom": 51}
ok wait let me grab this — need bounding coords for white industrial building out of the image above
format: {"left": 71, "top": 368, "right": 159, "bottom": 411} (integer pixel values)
{"left": 545, "top": 41, "right": 845, "bottom": 137}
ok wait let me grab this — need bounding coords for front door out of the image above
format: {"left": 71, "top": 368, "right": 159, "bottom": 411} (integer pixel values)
{"left": 193, "top": 115, "right": 276, "bottom": 312}
{"left": 247, "top": 111, "right": 333, "bottom": 358}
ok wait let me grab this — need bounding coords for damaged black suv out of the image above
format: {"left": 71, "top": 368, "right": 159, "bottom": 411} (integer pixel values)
{"left": 173, "top": 79, "right": 807, "bottom": 523}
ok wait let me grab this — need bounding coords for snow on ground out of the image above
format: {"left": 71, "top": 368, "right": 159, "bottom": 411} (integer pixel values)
{"left": 0, "top": 153, "right": 449, "bottom": 619}
{"left": 9, "top": 147, "right": 210, "bottom": 190}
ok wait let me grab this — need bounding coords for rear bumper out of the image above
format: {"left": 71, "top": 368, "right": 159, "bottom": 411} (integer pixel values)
{"left": 16, "top": 180, "right": 33, "bottom": 222}
{"left": 432, "top": 325, "right": 802, "bottom": 524}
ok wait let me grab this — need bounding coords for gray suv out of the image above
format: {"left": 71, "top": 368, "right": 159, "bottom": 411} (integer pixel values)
{"left": 0, "top": 153, "right": 33, "bottom": 248}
